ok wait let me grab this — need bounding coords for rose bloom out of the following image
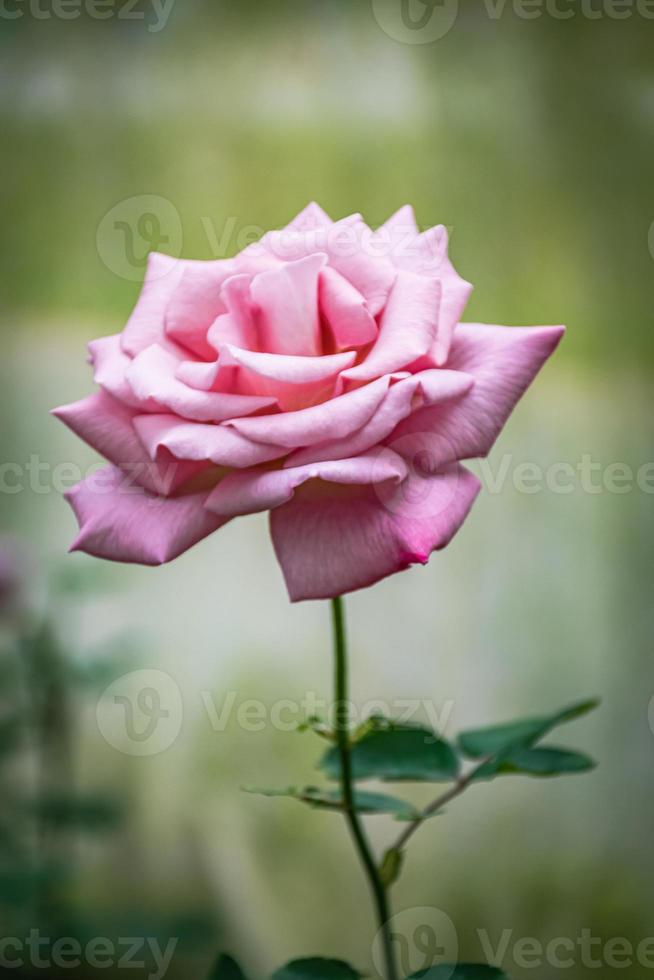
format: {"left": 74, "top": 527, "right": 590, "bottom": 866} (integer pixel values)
{"left": 54, "top": 204, "right": 563, "bottom": 601}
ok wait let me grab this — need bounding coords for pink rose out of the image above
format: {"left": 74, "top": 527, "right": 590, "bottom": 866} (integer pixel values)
{"left": 54, "top": 203, "right": 563, "bottom": 600}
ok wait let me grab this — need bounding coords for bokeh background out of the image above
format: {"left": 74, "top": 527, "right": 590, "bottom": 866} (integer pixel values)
{"left": 1, "top": 2, "right": 653, "bottom": 978}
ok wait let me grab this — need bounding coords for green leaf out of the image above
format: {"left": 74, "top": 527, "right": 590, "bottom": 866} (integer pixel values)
{"left": 243, "top": 785, "right": 420, "bottom": 820}
{"left": 379, "top": 847, "right": 404, "bottom": 887}
{"left": 409, "top": 966, "right": 510, "bottom": 979}
{"left": 272, "top": 958, "right": 363, "bottom": 980}
{"left": 458, "top": 698, "right": 599, "bottom": 759}
{"left": 470, "top": 746, "right": 596, "bottom": 782}
{"left": 319, "top": 724, "right": 459, "bottom": 783}
{"left": 209, "top": 954, "right": 248, "bottom": 980}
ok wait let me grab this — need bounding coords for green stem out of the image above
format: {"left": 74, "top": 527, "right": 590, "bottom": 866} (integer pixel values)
{"left": 331, "top": 597, "right": 398, "bottom": 980}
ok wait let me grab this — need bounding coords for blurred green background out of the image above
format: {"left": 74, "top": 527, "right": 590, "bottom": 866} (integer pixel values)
{"left": 1, "top": 2, "right": 653, "bottom": 978}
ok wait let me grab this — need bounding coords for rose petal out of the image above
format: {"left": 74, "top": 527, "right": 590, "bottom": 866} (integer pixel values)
{"left": 379, "top": 204, "right": 419, "bottom": 238}
{"left": 342, "top": 272, "right": 441, "bottom": 383}
{"left": 418, "top": 227, "right": 473, "bottom": 363}
{"left": 254, "top": 214, "right": 396, "bottom": 317}
{"left": 372, "top": 205, "right": 420, "bottom": 267}
{"left": 65, "top": 464, "right": 225, "bottom": 565}
{"left": 207, "top": 273, "right": 258, "bottom": 352}
{"left": 319, "top": 266, "right": 378, "bottom": 351}
{"left": 52, "top": 391, "right": 203, "bottom": 495}
{"left": 384, "top": 223, "right": 471, "bottom": 364}
{"left": 324, "top": 215, "right": 396, "bottom": 317}
{"left": 285, "top": 201, "right": 332, "bottom": 231}
{"left": 216, "top": 344, "right": 357, "bottom": 411}
{"left": 121, "top": 252, "right": 184, "bottom": 357}
{"left": 133, "top": 414, "right": 287, "bottom": 469}
{"left": 270, "top": 462, "right": 481, "bottom": 601}
{"left": 286, "top": 369, "right": 474, "bottom": 467}
{"left": 126, "top": 344, "right": 277, "bottom": 422}
{"left": 88, "top": 334, "right": 141, "bottom": 408}
{"left": 391, "top": 323, "right": 565, "bottom": 464}
{"left": 219, "top": 344, "right": 356, "bottom": 385}
{"left": 250, "top": 253, "right": 326, "bottom": 356}
{"left": 205, "top": 450, "right": 407, "bottom": 518}
{"left": 227, "top": 375, "right": 390, "bottom": 448}
{"left": 164, "top": 259, "right": 236, "bottom": 358}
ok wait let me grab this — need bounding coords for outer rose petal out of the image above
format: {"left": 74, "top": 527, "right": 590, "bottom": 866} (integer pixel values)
{"left": 378, "top": 204, "right": 418, "bottom": 238}
{"left": 126, "top": 344, "right": 277, "bottom": 422}
{"left": 88, "top": 334, "right": 142, "bottom": 409}
{"left": 121, "top": 252, "right": 183, "bottom": 357}
{"left": 416, "top": 227, "right": 472, "bottom": 364}
{"left": 205, "top": 451, "right": 408, "bottom": 517}
{"left": 65, "top": 464, "right": 225, "bottom": 565}
{"left": 382, "top": 223, "right": 472, "bottom": 364}
{"left": 285, "top": 201, "right": 332, "bottom": 231}
{"left": 285, "top": 369, "right": 474, "bottom": 467}
{"left": 342, "top": 272, "right": 441, "bottom": 383}
{"left": 270, "top": 462, "right": 481, "bottom": 601}
{"left": 52, "top": 391, "right": 204, "bottom": 495}
{"left": 391, "top": 323, "right": 565, "bottom": 465}
{"left": 372, "top": 205, "right": 420, "bottom": 270}
{"left": 133, "top": 414, "right": 287, "bottom": 469}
